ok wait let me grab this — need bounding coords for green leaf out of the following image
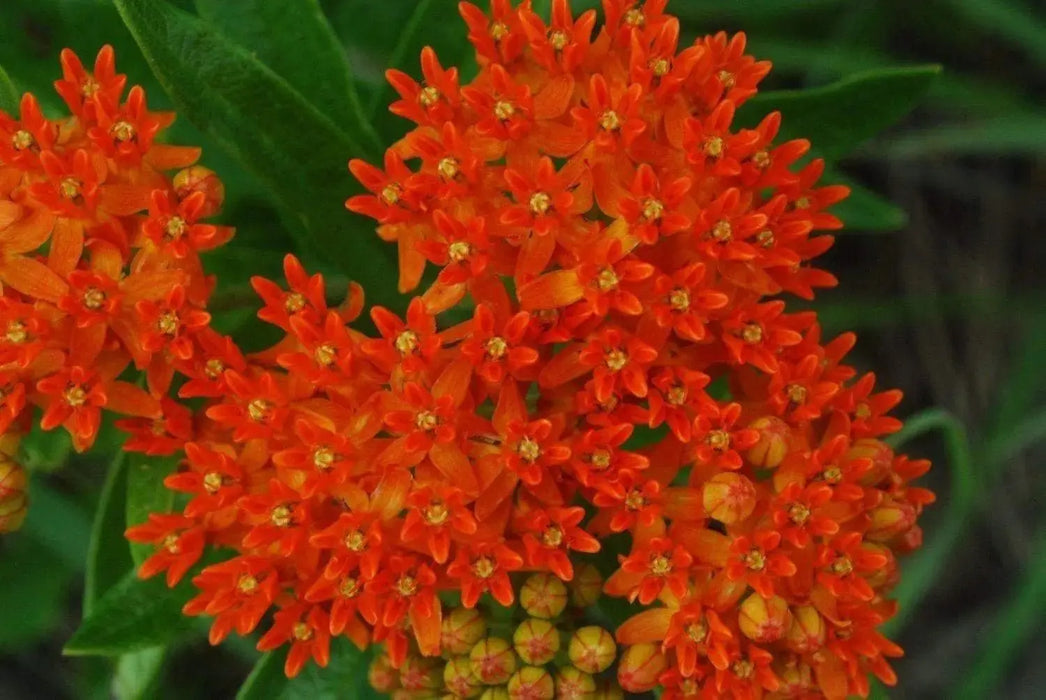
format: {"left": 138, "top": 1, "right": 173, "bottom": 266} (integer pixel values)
{"left": 84, "top": 452, "right": 134, "bottom": 614}
{"left": 0, "top": 531, "right": 73, "bottom": 651}
{"left": 126, "top": 455, "right": 178, "bottom": 566}
{"left": 942, "top": 0, "right": 1046, "bottom": 72}
{"left": 828, "top": 171, "right": 907, "bottom": 232}
{"left": 881, "top": 115, "right": 1046, "bottom": 158}
{"left": 113, "top": 0, "right": 401, "bottom": 311}
{"left": 112, "top": 647, "right": 167, "bottom": 700}
{"left": 736, "top": 65, "right": 942, "bottom": 161}
{"left": 0, "top": 62, "right": 20, "bottom": 114}
{"left": 237, "top": 637, "right": 378, "bottom": 700}
{"left": 65, "top": 569, "right": 199, "bottom": 656}
{"left": 193, "top": 0, "right": 380, "bottom": 153}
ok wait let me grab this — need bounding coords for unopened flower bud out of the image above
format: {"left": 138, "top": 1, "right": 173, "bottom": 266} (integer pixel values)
{"left": 443, "top": 606, "right": 488, "bottom": 655}
{"left": 616, "top": 643, "right": 667, "bottom": 693}
{"left": 847, "top": 438, "right": 894, "bottom": 485}
{"left": 0, "top": 458, "right": 28, "bottom": 533}
{"left": 777, "top": 659, "right": 815, "bottom": 695}
{"left": 513, "top": 618, "right": 560, "bottom": 665}
{"left": 862, "top": 542, "right": 895, "bottom": 588}
{"left": 866, "top": 497, "right": 916, "bottom": 541}
{"left": 747, "top": 416, "right": 791, "bottom": 468}
{"left": 399, "top": 655, "right": 444, "bottom": 691}
{"left": 738, "top": 593, "right": 791, "bottom": 642}
{"left": 173, "top": 165, "right": 225, "bottom": 217}
{"left": 445, "top": 655, "right": 482, "bottom": 698}
{"left": 480, "top": 687, "right": 510, "bottom": 700}
{"left": 555, "top": 666, "right": 596, "bottom": 699}
{"left": 470, "top": 637, "right": 518, "bottom": 685}
{"left": 520, "top": 573, "right": 568, "bottom": 619}
{"left": 369, "top": 653, "right": 400, "bottom": 692}
{"left": 785, "top": 605, "right": 826, "bottom": 653}
{"left": 567, "top": 626, "right": 616, "bottom": 674}
{"left": 702, "top": 472, "right": 756, "bottom": 524}
{"left": 570, "top": 563, "right": 603, "bottom": 608}
{"left": 507, "top": 666, "right": 555, "bottom": 699}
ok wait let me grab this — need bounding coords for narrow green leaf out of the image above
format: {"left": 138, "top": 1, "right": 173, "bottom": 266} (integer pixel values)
{"left": 0, "top": 63, "right": 20, "bottom": 114}
{"left": 65, "top": 570, "right": 198, "bottom": 656}
{"left": 113, "top": 0, "right": 401, "bottom": 311}
{"left": 943, "top": 0, "right": 1046, "bottom": 72}
{"left": 881, "top": 116, "right": 1046, "bottom": 158}
{"left": 237, "top": 638, "right": 377, "bottom": 700}
{"left": 84, "top": 452, "right": 133, "bottom": 614}
{"left": 736, "top": 65, "right": 942, "bottom": 161}
{"left": 126, "top": 455, "right": 178, "bottom": 566}
{"left": 112, "top": 647, "right": 167, "bottom": 700}
{"left": 193, "top": 0, "right": 380, "bottom": 152}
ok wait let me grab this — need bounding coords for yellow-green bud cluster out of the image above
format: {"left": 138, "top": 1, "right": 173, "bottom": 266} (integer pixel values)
{"left": 0, "top": 433, "right": 27, "bottom": 533}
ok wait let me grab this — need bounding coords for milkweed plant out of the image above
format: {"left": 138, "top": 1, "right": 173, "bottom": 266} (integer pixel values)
{"left": 0, "top": 1, "right": 940, "bottom": 698}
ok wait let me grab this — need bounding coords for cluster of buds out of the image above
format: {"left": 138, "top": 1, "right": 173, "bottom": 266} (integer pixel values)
{"left": 0, "top": 432, "right": 26, "bottom": 532}
{"left": 0, "top": 46, "right": 231, "bottom": 530}
{"left": 0, "top": 1, "right": 932, "bottom": 698}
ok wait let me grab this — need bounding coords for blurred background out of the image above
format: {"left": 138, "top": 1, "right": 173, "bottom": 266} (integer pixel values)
{"left": 0, "top": 0, "right": 1044, "bottom": 698}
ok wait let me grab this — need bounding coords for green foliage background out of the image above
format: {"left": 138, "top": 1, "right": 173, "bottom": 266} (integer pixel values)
{"left": 0, "top": 0, "right": 1043, "bottom": 698}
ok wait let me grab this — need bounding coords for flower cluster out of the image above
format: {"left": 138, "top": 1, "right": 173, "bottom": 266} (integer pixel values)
{"left": 11, "top": 2, "right": 927, "bottom": 698}
{"left": 0, "top": 46, "right": 231, "bottom": 531}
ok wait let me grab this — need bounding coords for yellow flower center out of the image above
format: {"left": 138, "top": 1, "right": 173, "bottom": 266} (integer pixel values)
{"left": 424, "top": 502, "right": 449, "bottom": 526}
{"left": 293, "top": 622, "right": 313, "bottom": 642}
{"left": 165, "top": 216, "right": 187, "bottom": 240}
{"left": 822, "top": 466, "right": 842, "bottom": 483}
{"left": 438, "top": 156, "right": 459, "bottom": 179}
{"left": 396, "top": 575, "right": 418, "bottom": 597}
{"left": 65, "top": 385, "right": 87, "bottom": 407}
{"left": 419, "top": 85, "right": 441, "bottom": 107}
{"left": 490, "top": 21, "right": 509, "bottom": 41}
{"left": 669, "top": 288, "right": 690, "bottom": 311}
{"left": 313, "top": 447, "right": 335, "bottom": 471}
{"left": 237, "top": 574, "right": 258, "bottom": 595}
{"left": 590, "top": 449, "right": 611, "bottom": 470}
{"left": 380, "top": 183, "right": 401, "bottom": 205}
{"left": 704, "top": 136, "right": 724, "bottom": 159}
{"left": 270, "top": 504, "right": 293, "bottom": 527}
{"left": 162, "top": 534, "right": 181, "bottom": 554}
{"left": 741, "top": 323, "right": 763, "bottom": 344}
{"left": 6, "top": 321, "right": 27, "bottom": 344}
{"left": 733, "top": 660, "right": 754, "bottom": 680}
{"left": 795, "top": 196, "right": 811, "bottom": 210}
{"left": 11, "top": 130, "right": 34, "bottom": 151}
{"left": 59, "top": 177, "right": 82, "bottom": 201}
{"left": 202, "top": 471, "right": 223, "bottom": 494}
{"left": 549, "top": 29, "right": 569, "bottom": 51}
{"left": 604, "top": 348, "right": 628, "bottom": 372}
{"left": 344, "top": 530, "right": 366, "bottom": 552}
{"left": 157, "top": 311, "right": 179, "bottom": 335}
{"left": 247, "top": 399, "right": 271, "bottom": 423}
{"left": 599, "top": 109, "right": 621, "bottom": 131}
{"left": 744, "top": 549, "right": 766, "bottom": 571}
{"left": 649, "top": 57, "right": 670, "bottom": 77}
{"left": 339, "top": 577, "right": 360, "bottom": 598}
{"left": 494, "top": 100, "right": 515, "bottom": 120}
{"left": 718, "top": 70, "right": 736, "bottom": 89}
{"left": 686, "top": 620, "right": 708, "bottom": 643}
{"left": 517, "top": 436, "right": 541, "bottom": 463}
{"left": 788, "top": 503, "right": 810, "bottom": 524}
{"left": 314, "top": 343, "right": 336, "bottom": 367}
{"left": 752, "top": 150, "right": 771, "bottom": 169}
{"left": 415, "top": 410, "right": 438, "bottom": 431}
{"left": 786, "top": 384, "right": 808, "bottom": 405}
{"left": 756, "top": 229, "right": 775, "bottom": 248}
{"left": 831, "top": 556, "right": 853, "bottom": 576}
{"left": 542, "top": 525, "right": 564, "bottom": 548}
{"left": 284, "top": 292, "right": 306, "bottom": 313}
{"left": 596, "top": 267, "right": 619, "bottom": 291}
{"left": 711, "top": 220, "right": 732, "bottom": 242}
{"left": 486, "top": 336, "right": 508, "bottom": 360}
{"left": 641, "top": 198, "right": 664, "bottom": 221}
{"left": 395, "top": 330, "right": 419, "bottom": 355}
{"left": 83, "top": 287, "right": 106, "bottom": 310}
{"left": 204, "top": 358, "right": 224, "bottom": 380}
{"left": 706, "top": 430, "right": 730, "bottom": 451}
{"left": 529, "top": 191, "right": 551, "bottom": 215}
{"left": 111, "top": 120, "right": 136, "bottom": 142}
{"left": 81, "top": 77, "right": 100, "bottom": 97}
{"left": 624, "top": 489, "right": 646, "bottom": 511}
{"left": 649, "top": 555, "right": 672, "bottom": 576}
{"left": 624, "top": 8, "right": 645, "bottom": 26}
{"left": 472, "top": 556, "right": 495, "bottom": 579}
{"left": 855, "top": 403, "right": 872, "bottom": 419}
{"left": 448, "top": 241, "right": 471, "bottom": 263}
{"left": 667, "top": 386, "right": 686, "bottom": 406}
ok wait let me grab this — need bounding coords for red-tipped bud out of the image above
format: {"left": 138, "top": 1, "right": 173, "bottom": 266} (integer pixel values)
{"left": 747, "top": 416, "right": 792, "bottom": 467}
{"left": 520, "top": 573, "right": 568, "bottom": 619}
{"left": 616, "top": 643, "right": 667, "bottom": 693}
{"left": 568, "top": 626, "right": 617, "bottom": 674}
{"left": 443, "top": 606, "right": 488, "bottom": 654}
{"left": 702, "top": 472, "right": 756, "bottom": 524}
{"left": 738, "top": 593, "right": 791, "bottom": 642}
{"left": 398, "top": 655, "right": 444, "bottom": 691}
{"left": 480, "top": 687, "right": 510, "bottom": 700}
{"left": 848, "top": 438, "right": 894, "bottom": 485}
{"left": 0, "top": 457, "right": 27, "bottom": 533}
{"left": 470, "top": 637, "right": 518, "bottom": 685}
{"left": 555, "top": 666, "right": 596, "bottom": 699}
{"left": 866, "top": 497, "right": 916, "bottom": 541}
{"left": 507, "top": 666, "right": 555, "bottom": 699}
{"left": 368, "top": 653, "right": 400, "bottom": 692}
{"left": 444, "top": 655, "right": 482, "bottom": 697}
{"left": 777, "top": 659, "right": 815, "bottom": 695}
{"left": 785, "top": 605, "right": 826, "bottom": 653}
{"left": 173, "top": 165, "right": 225, "bottom": 217}
{"left": 570, "top": 563, "right": 603, "bottom": 607}
{"left": 513, "top": 618, "right": 560, "bottom": 665}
